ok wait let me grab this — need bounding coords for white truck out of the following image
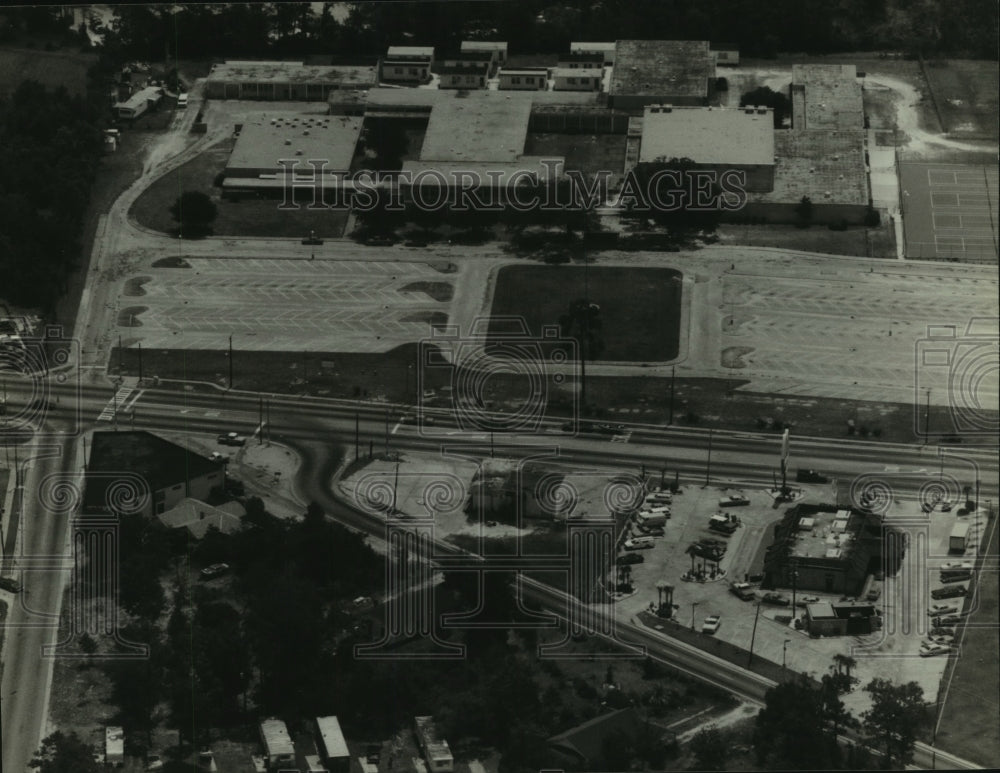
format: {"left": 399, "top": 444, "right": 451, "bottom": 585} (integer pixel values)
{"left": 636, "top": 511, "right": 667, "bottom": 528}
{"left": 948, "top": 522, "right": 970, "bottom": 553}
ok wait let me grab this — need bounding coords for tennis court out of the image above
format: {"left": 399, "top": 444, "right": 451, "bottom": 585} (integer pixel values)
{"left": 900, "top": 162, "right": 999, "bottom": 262}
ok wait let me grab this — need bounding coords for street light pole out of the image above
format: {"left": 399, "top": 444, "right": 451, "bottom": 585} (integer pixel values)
{"left": 924, "top": 387, "right": 931, "bottom": 442}
{"left": 747, "top": 602, "right": 762, "bottom": 667}
{"left": 704, "top": 428, "right": 713, "bottom": 486}
{"left": 690, "top": 601, "right": 699, "bottom": 631}
{"left": 228, "top": 335, "right": 234, "bottom": 390}
{"left": 783, "top": 638, "right": 791, "bottom": 674}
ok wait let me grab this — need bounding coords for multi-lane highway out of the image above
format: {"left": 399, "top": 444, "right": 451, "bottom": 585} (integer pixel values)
{"left": 1, "top": 376, "right": 995, "bottom": 772}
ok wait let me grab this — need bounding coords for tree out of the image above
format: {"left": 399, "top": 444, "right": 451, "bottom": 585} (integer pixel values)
{"left": 739, "top": 86, "right": 791, "bottom": 128}
{"left": 795, "top": 195, "right": 814, "bottom": 228}
{"left": 753, "top": 681, "right": 842, "bottom": 769}
{"left": 169, "top": 191, "right": 217, "bottom": 236}
{"left": 689, "top": 727, "right": 728, "bottom": 771}
{"left": 559, "top": 297, "right": 603, "bottom": 413}
{"left": 862, "top": 678, "right": 927, "bottom": 769}
{"left": 34, "top": 731, "right": 102, "bottom": 773}
{"left": 600, "top": 727, "right": 633, "bottom": 771}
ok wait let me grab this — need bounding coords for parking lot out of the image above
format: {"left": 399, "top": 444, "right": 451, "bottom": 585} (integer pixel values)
{"left": 120, "top": 257, "right": 457, "bottom": 352}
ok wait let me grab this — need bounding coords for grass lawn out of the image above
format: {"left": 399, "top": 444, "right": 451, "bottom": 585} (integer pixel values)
{"left": 716, "top": 222, "right": 896, "bottom": 259}
{"left": 523, "top": 133, "right": 628, "bottom": 178}
{"left": 488, "top": 265, "right": 683, "bottom": 362}
{"left": 129, "top": 138, "right": 350, "bottom": 239}
{"left": 932, "top": 513, "right": 1000, "bottom": 767}
{"left": 922, "top": 59, "right": 1000, "bottom": 140}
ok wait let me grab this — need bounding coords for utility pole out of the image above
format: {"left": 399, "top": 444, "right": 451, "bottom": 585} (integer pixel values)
{"left": 118, "top": 334, "right": 123, "bottom": 371}
{"left": 668, "top": 365, "right": 675, "bottom": 425}
{"left": 266, "top": 399, "right": 271, "bottom": 443}
{"left": 137, "top": 342, "right": 143, "bottom": 383}
{"left": 924, "top": 387, "right": 931, "bottom": 442}
{"left": 355, "top": 411, "right": 360, "bottom": 460}
{"left": 690, "top": 601, "right": 699, "bottom": 631}
{"left": 228, "top": 335, "right": 234, "bottom": 390}
{"left": 747, "top": 602, "right": 762, "bottom": 667}
{"left": 392, "top": 462, "right": 399, "bottom": 513}
{"left": 791, "top": 560, "right": 799, "bottom": 612}
{"left": 384, "top": 409, "right": 389, "bottom": 456}
{"left": 258, "top": 396, "right": 264, "bottom": 444}
{"left": 704, "top": 429, "right": 713, "bottom": 486}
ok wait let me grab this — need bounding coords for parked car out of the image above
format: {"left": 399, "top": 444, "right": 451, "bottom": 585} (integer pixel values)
{"left": 0, "top": 576, "right": 23, "bottom": 593}
{"left": 919, "top": 643, "right": 953, "bottom": 657}
{"left": 145, "top": 754, "right": 164, "bottom": 771}
{"left": 176, "top": 93, "right": 188, "bottom": 108}
{"left": 617, "top": 553, "right": 645, "bottom": 565}
{"left": 930, "top": 584, "right": 968, "bottom": 600}
{"left": 940, "top": 501, "right": 953, "bottom": 512}
{"left": 362, "top": 234, "right": 396, "bottom": 246}
{"left": 940, "top": 561, "right": 973, "bottom": 571}
{"left": 217, "top": 431, "right": 246, "bottom": 446}
{"left": 762, "top": 592, "right": 791, "bottom": 606}
{"left": 799, "top": 595, "right": 821, "bottom": 605}
{"left": 719, "top": 493, "right": 750, "bottom": 507}
{"left": 623, "top": 537, "right": 655, "bottom": 551}
{"left": 930, "top": 626, "right": 956, "bottom": 637}
{"left": 796, "top": 469, "right": 829, "bottom": 483}
{"left": 701, "top": 615, "right": 722, "bottom": 634}
{"left": 200, "top": 563, "right": 230, "bottom": 580}
{"left": 932, "top": 614, "right": 963, "bottom": 627}
{"left": 638, "top": 526, "right": 665, "bottom": 537}
{"left": 924, "top": 634, "right": 954, "bottom": 645}
{"left": 939, "top": 570, "right": 973, "bottom": 584}
{"left": 730, "top": 582, "right": 755, "bottom": 600}
{"left": 928, "top": 603, "right": 959, "bottom": 616}
{"left": 209, "top": 451, "right": 229, "bottom": 462}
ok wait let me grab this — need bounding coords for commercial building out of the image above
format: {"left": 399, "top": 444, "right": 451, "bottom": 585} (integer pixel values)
{"left": 415, "top": 716, "right": 454, "bottom": 773}
{"left": 461, "top": 40, "right": 508, "bottom": 66}
{"left": 608, "top": 40, "right": 715, "bottom": 110}
{"left": 570, "top": 41, "right": 617, "bottom": 64}
{"left": 316, "top": 716, "right": 350, "bottom": 773}
{"left": 438, "top": 62, "right": 490, "bottom": 89}
{"left": 498, "top": 67, "right": 549, "bottom": 91}
{"left": 205, "top": 60, "right": 378, "bottom": 100}
{"left": 223, "top": 113, "right": 362, "bottom": 184}
{"left": 260, "top": 718, "right": 295, "bottom": 770}
{"left": 83, "top": 431, "right": 224, "bottom": 518}
{"left": 638, "top": 105, "right": 776, "bottom": 192}
{"left": 552, "top": 67, "right": 603, "bottom": 92}
{"left": 157, "top": 498, "right": 246, "bottom": 539}
{"left": 763, "top": 506, "right": 899, "bottom": 596}
{"left": 382, "top": 46, "right": 434, "bottom": 83}
{"left": 805, "top": 600, "right": 882, "bottom": 636}
{"left": 105, "top": 726, "right": 125, "bottom": 767}
{"left": 790, "top": 64, "right": 864, "bottom": 130}
{"left": 114, "top": 85, "right": 162, "bottom": 120}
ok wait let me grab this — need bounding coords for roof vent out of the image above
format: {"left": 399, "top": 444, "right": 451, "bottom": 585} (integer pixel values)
{"left": 744, "top": 105, "right": 754, "bottom": 114}
{"left": 285, "top": 139, "right": 291, "bottom": 145}
{"left": 295, "top": 149, "right": 303, "bottom": 155}
{"left": 824, "top": 190, "right": 831, "bottom": 198}
{"left": 756, "top": 107, "right": 767, "bottom": 114}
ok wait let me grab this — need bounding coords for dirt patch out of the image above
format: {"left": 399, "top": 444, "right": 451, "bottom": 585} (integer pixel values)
{"left": 399, "top": 281, "right": 454, "bottom": 302}
{"left": 716, "top": 223, "right": 895, "bottom": 259}
{"left": 922, "top": 59, "right": 1000, "bottom": 140}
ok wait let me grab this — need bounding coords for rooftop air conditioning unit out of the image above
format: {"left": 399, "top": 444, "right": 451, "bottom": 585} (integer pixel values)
{"left": 285, "top": 139, "right": 291, "bottom": 145}
{"left": 744, "top": 106, "right": 754, "bottom": 114}
{"left": 662, "top": 104, "right": 672, "bottom": 112}
{"left": 756, "top": 107, "right": 767, "bottom": 114}
{"left": 303, "top": 130, "right": 309, "bottom": 135}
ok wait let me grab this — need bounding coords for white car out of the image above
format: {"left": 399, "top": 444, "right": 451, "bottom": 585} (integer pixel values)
{"left": 940, "top": 561, "right": 973, "bottom": 571}
{"left": 928, "top": 603, "right": 959, "bottom": 616}
{"left": 919, "top": 642, "right": 953, "bottom": 657}
{"left": 701, "top": 615, "right": 722, "bottom": 634}
{"left": 623, "top": 537, "right": 655, "bottom": 551}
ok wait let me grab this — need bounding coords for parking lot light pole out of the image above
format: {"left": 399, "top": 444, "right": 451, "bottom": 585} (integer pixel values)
{"left": 747, "top": 602, "right": 762, "bottom": 667}
{"left": 690, "top": 601, "right": 699, "bottom": 631}
{"left": 783, "top": 638, "right": 791, "bottom": 674}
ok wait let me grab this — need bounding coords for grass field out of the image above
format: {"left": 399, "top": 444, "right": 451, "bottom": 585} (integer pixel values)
{"left": 0, "top": 46, "right": 95, "bottom": 98}
{"left": 922, "top": 59, "right": 1000, "bottom": 140}
{"left": 932, "top": 513, "right": 1000, "bottom": 767}
{"left": 717, "top": 222, "right": 896, "bottom": 258}
{"left": 129, "top": 138, "right": 350, "bottom": 239}
{"left": 488, "top": 265, "right": 682, "bottom": 362}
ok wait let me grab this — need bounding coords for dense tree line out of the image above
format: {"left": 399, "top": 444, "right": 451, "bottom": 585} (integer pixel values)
{"left": 0, "top": 81, "right": 105, "bottom": 311}
{"left": 93, "top": 1, "right": 998, "bottom": 65}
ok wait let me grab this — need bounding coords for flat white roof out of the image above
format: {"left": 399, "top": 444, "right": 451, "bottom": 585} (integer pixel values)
{"left": 317, "top": 715, "right": 350, "bottom": 759}
{"left": 116, "top": 86, "right": 161, "bottom": 110}
{"left": 227, "top": 113, "right": 362, "bottom": 173}
{"left": 260, "top": 718, "right": 295, "bottom": 756}
{"left": 552, "top": 67, "right": 603, "bottom": 78}
{"left": 640, "top": 106, "right": 775, "bottom": 166}
{"left": 462, "top": 41, "right": 508, "bottom": 52}
{"left": 388, "top": 45, "right": 434, "bottom": 57}
{"left": 106, "top": 727, "right": 124, "bottom": 757}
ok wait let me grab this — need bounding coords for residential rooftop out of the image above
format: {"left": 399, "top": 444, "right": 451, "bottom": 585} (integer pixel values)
{"left": 791, "top": 64, "right": 863, "bottom": 130}
{"left": 260, "top": 718, "right": 295, "bottom": 756}
{"left": 207, "top": 60, "right": 377, "bottom": 87}
{"left": 609, "top": 40, "right": 713, "bottom": 98}
{"left": 461, "top": 41, "right": 508, "bottom": 52}
{"left": 116, "top": 85, "right": 161, "bottom": 110}
{"left": 551, "top": 66, "right": 603, "bottom": 78}
{"left": 387, "top": 45, "right": 434, "bottom": 58}
{"left": 442, "top": 50, "right": 496, "bottom": 61}
{"left": 751, "top": 129, "right": 868, "bottom": 205}
{"left": 438, "top": 62, "right": 491, "bottom": 75}
{"left": 226, "top": 113, "right": 362, "bottom": 174}
{"left": 639, "top": 105, "right": 775, "bottom": 165}
{"left": 84, "top": 431, "right": 222, "bottom": 512}
{"left": 316, "top": 716, "right": 350, "bottom": 759}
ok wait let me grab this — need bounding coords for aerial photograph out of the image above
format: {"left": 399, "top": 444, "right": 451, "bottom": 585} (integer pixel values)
{"left": 1, "top": 2, "right": 998, "bottom": 772}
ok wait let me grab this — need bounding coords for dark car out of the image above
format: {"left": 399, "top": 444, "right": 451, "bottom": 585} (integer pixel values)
{"left": 363, "top": 235, "right": 396, "bottom": 246}
{"left": 761, "top": 592, "right": 791, "bottom": 606}
{"left": 617, "top": 553, "right": 645, "bottom": 565}
{"left": 939, "top": 570, "right": 973, "bottom": 584}
{"left": 200, "top": 563, "right": 230, "bottom": 580}
{"left": 796, "top": 469, "right": 830, "bottom": 484}
{"left": 930, "top": 584, "right": 968, "bottom": 600}
{"left": 0, "top": 576, "right": 23, "bottom": 593}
